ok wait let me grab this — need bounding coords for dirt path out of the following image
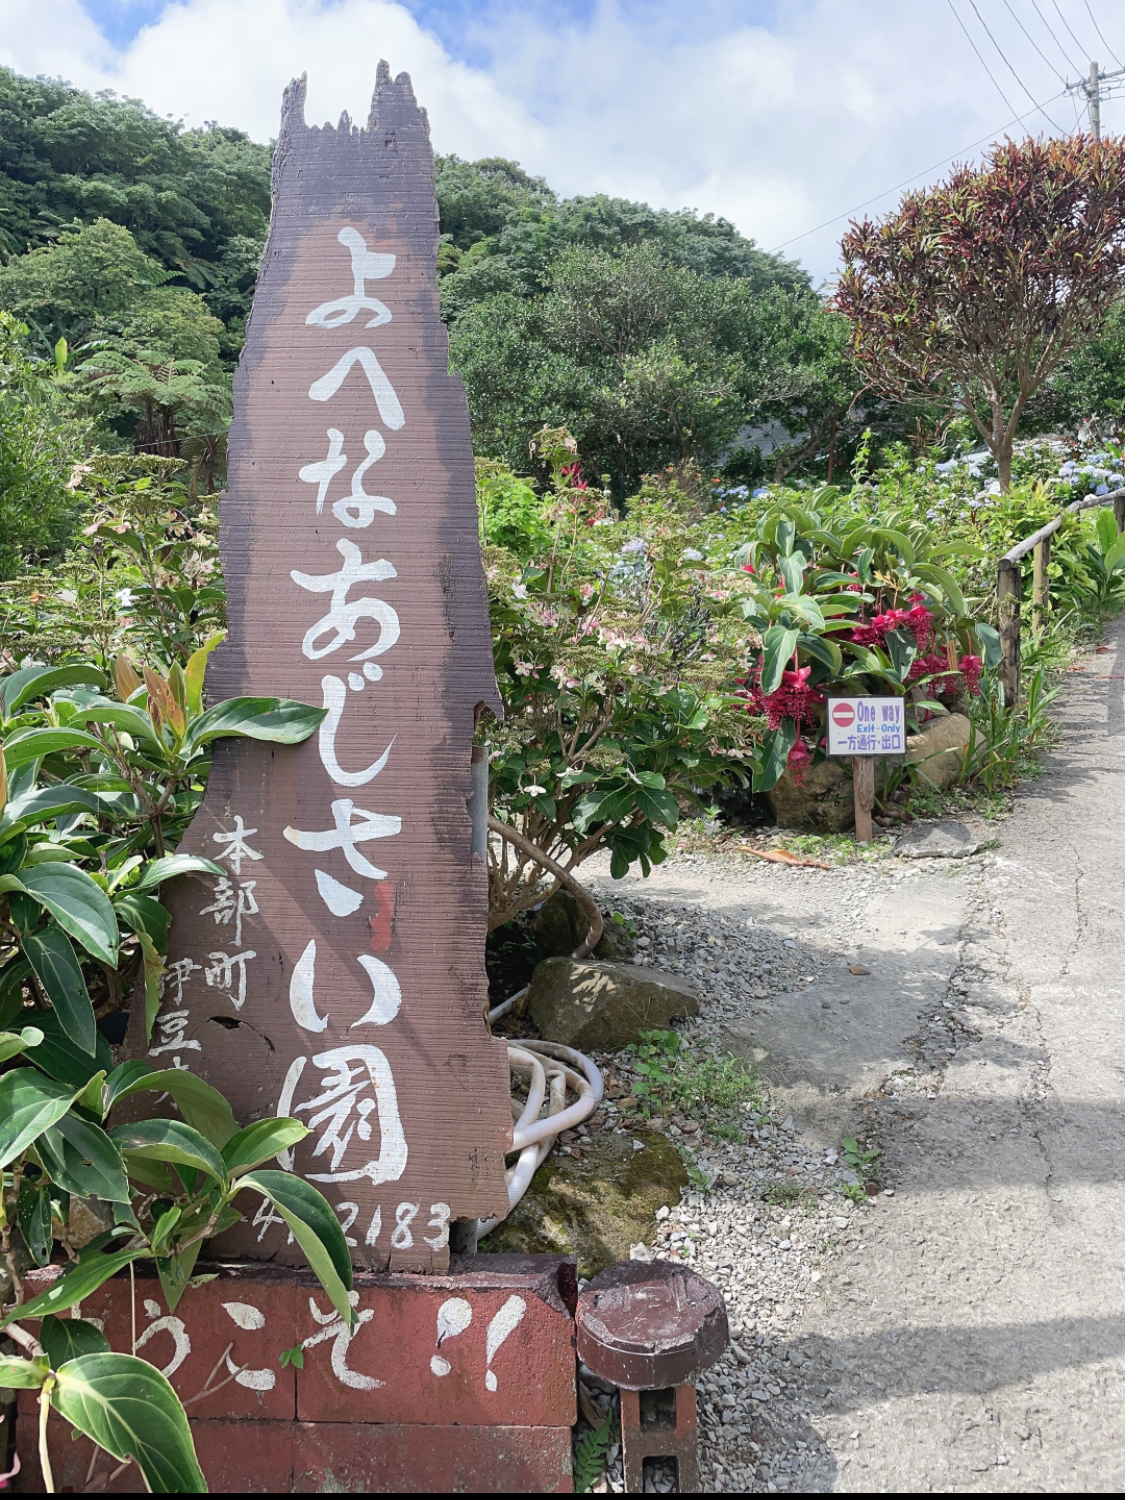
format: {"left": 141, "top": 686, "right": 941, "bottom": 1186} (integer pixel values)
{"left": 587, "top": 619, "right": 1125, "bottom": 1493}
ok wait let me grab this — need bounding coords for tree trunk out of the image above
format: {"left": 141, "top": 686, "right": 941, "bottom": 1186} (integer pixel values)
{"left": 996, "top": 439, "right": 1013, "bottom": 493}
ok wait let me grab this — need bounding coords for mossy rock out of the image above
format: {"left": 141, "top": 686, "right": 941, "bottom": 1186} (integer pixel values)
{"left": 480, "top": 1127, "right": 688, "bottom": 1278}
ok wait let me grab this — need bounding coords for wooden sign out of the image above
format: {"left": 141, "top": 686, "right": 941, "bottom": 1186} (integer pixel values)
{"left": 129, "top": 65, "right": 513, "bottom": 1270}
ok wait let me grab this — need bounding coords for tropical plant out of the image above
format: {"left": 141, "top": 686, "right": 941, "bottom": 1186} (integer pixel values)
{"left": 837, "top": 136, "right": 1125, "bottom": 490}
{"left": 483, "top": 436, "right": 757, "bottom": 929}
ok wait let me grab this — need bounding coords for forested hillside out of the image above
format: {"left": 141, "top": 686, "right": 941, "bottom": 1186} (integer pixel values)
{"left": 1, "top": 67, "right": 1124, "bottom": 573}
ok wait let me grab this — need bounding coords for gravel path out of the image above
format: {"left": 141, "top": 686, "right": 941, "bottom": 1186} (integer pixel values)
{"left": 577, "top": 619, "right": 1125, "bottom": 1493}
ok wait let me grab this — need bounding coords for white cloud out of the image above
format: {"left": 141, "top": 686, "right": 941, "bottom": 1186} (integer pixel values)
{"left": 2, "top": 0, "right": 1122, "bottom": 280}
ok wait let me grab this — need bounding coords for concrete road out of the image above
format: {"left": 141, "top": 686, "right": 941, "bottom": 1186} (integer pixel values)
{"left": 599, "top": 620, "right": 1125, "bottom": 1491}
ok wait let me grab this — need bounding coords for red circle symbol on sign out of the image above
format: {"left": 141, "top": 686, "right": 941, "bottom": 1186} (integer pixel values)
{"left": 832, "top": 703, "right": 855, "bottom": 728}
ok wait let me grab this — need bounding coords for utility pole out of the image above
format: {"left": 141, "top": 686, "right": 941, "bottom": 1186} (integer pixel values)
{"left": 1066, "top": 60, "right": 1125, "bottom": 138}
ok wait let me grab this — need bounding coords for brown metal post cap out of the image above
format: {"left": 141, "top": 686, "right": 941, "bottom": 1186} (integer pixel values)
{"left": 576, "top": 1259, "right": 729, "bottom": 1390}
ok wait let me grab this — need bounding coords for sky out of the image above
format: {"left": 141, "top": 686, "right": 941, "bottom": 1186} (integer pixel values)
{"left": 3, "top": 0, "right": 1125, "bottom": 283}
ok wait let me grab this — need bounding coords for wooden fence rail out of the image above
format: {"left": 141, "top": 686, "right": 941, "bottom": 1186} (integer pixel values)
{"left": 996, "top": 488, "right": 1125, "bottom": 703}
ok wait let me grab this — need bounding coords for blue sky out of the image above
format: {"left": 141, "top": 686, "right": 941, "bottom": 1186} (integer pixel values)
{"left": 5, "top": 0, "right": 1125, "bottom": 281}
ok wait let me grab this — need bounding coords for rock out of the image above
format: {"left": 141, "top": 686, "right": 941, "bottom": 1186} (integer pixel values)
{"left": 68, "top": 1196, "right": 115, "bottom": 1248}
{"left": 527, "top": 957, "right": 699, "bottom": 1049}
{"left": 906, "top": 712, "right": 971, "bottom": 788}
{"left": 767, "top": 757, "right": 854, "bottom": 833}
{"left": 532, "top": 887, "right": 636, "bottom": 961}
{"left": 896, "top": 821, "right": 985, "bottom": 859}
{"left": 479, "top": 1127, "right": 688, "bottom": 1278}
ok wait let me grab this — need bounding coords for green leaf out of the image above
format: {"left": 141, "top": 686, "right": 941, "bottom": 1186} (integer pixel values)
{"left": 40, "top": 1316, "right": 110, "bottom": 1366}
{"left": 911, "top": 562, "right": 967, "bottom": 618}
{"left": 103, "top": 1059, "right": 157, "bottom": 1110}
{"left": 1096, "top": 506, "right": 1118, "bottom": 556}
{"left": 796, "top": 632, "right": 842, "bottom": 674}
{"left": 0, "top": 952, "right": 30, "bottom": 1029}
{"left": 37, "top": 1114, "right": 131, "bottom": 1203}
{"left": 25, "top": 1010, "right": 112, "bottom": 1088}
{"left": 237, "top": 1170, "right": 353, "bottom": 1327}
{"left": 67, "top": 702, "right": 165, "bottom": 755}
{"left": 0, "top": 666, "right": 105, "bottom": 718}
{"left": 760, "top": 625, "right": 799, "bottom": 694}
{"left": 51, "top": 1352, "right": 206, "bottom": 1493}
{"left": 0, "top": 1248, "right": 147, "bottom": 1329}
{"left": 632, "top": 771, "right": 666, "bottom": 789}
{"left": 109, "top": 1119, "right": 228, "bottom": 1185}
{"left": 752, "top": 721, "right": 797, "bottom": 794}
{"left": 0, "top": 784, "right": 104, "bottom": 833}
{"left": 0, "top": 1068, "right": 79, "bottom": 1169}
{"left": 113, "top": 892, "right": 170, "bottom": 950}
{"left": 131, "top": 853, "right": 225, "bottom": 892}
{"left": 0, "top": 1355, "right": 50, "bottom": 1388}
{"left": 221, "top": 1118, "right": 308, "bottom": 1178}
{"left": 20, "top": 864, "right": 118, "bottom": 967}
{"left": 17, "top": 1175, "right": 53, "bottom": 1266}
{"left": 974, "top": 621, "right": 1003, "bottom": 670}
{"left": 112, "top": 1069, "right": 238, "bottom": 1148}
{"left": 0, "top": 1024, "right": 43, "bottom": 1065}
{"left": 23, "top": 927, "right": 96, "bottom": 1055}
{"left": 184, "top": 696, "right": 327, "bottom": 753}
{"left": 634, "top": 787, "right": 680, "bottom": 827}
{"left": 156, "top": 1235, "right": 202, "bottom": 1315}
{"left": 0, "top": 728, "right": 107, "bottom": 770}
{"left": 184, "top": 632, "right": 226, "bottom": 716}
{"left": 778, "top": 553, "right": 806, "bottom": 594}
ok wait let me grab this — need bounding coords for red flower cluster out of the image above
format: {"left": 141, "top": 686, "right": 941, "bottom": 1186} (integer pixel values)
{"left": 849, "top": 596, "right": 933, "bottom": 651}
{"left": 909, "top": 651, "right": 984, "bottom": 698}
{"left": 748, "top": 664, "right": 825, "bottom": 731}
{"left": 560, "top": 462, "right": 587, "bottom": 491}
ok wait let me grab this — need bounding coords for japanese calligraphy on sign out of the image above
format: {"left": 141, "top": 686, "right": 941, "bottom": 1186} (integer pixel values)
{"left": 825, "top": 696, "right": 905, "bottom": 756}
{"left": 127, "top": 66, "right": 512, "bottom": 1271}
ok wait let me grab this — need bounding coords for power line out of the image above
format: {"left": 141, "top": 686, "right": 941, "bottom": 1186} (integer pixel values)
{"left": 964, "top": 0, "right": 1069, "bottom": 129}
{"left": 999, "top": 0, "right": 1066, "bottom": 82}
{"left": 769, "top": 89, "right": 1070, "bottom": 253}
{"left": 947, "top": 0, "right": 1022, "bottom": 117}
{"left": 1028, "top": 0, "right": 1083, "bottom": 72}
{"left": 1082, "top": 0, "right": 1125, "bottom": 71}
{"left": 1050, "top": 0, "right": 1096, "bottom": 61}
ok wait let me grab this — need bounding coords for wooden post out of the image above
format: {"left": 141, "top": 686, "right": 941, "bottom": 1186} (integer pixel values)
{"left": 852, "top": 755, "right": 875, "bottom": 843}
{"left": 1032, "top": 536, "right": 1050, "bottom": 634}
{"left": 1115, "top": 493, "right": 1125, "bottom": 536}
{"left": 997, "top": 558, "right": 1022, "bottom": 708}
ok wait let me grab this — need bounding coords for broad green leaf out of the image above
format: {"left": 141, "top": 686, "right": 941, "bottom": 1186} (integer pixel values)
{"left": 796, "top": 632, "right": 842, "bottom": 674}
{"left": 634, "top": 786, "right": 680, "bottom": 827}
{"left": 1096, "top": 506, "right": 1117, "bottom": 556}
{"left": 778, "top": 593, "right": 825, "bottom": 630}
{"left": 760, "top": 625, "right": 799, "bottom": 694}
{"left": 51, "top": 1352, "right": 206, "bottom": 1493}
{"left": 103, "top": 1059, "right": 156, "bottom": 1109}
{"left": 0, "top": 954, "right": 30, "bottom": 1029}
{"left": 0, "top": 783, "right": 104, "bottom": 832}
{"left": 109, "top": 1119, "right": 228, "bottom": 1185}
{"left": 23, "top": 927, "right": 96, "bottom": 1055}
{"left": 1, "top": 727, "right": 107, "bottom": 770}
{"left": 40, "top": 1316, "right": 110, "bottom": 1366}
{"left": 150, "top": 1205, "right": 182, "bottom": 1255}
{"left": 1105, "top": 535, "right": 1125, "bottom": 574}
{"left": 0, "top": 1024, "right": 43, "bottom": 1065}
{"left": 0, "top": 1069, "right": 79, "bottom": 1168}
{"left": 25, "top": 1010, "right": 112, "bottom": 1088}
{"left": 0, "top": 1356, "right": 50, "bottom": 1388}
{"left": 974, "top": 621, "right": 1003, "bottom": 669}
{"left": 67, "top": 702, "right": 164, "bottom": 754}
{"left": 113, "top": 892, "right": 170, "bottom": 950}
{"left": 184, "top": 631, "right": 226, "bottom": 716}
{"left": 75, "top": 1069, "right": 108, "bottom": 1115}
{"left": 752, "top": 721, "right": 797, "bottom": 794}
{"left": 156, "top": 1234, "right": 202, "bottom": 1315}
{"left": 185, "top": 696, "right": 327, "bottom": 753}
{"left": 38, "top": 1114, "right": 131, "bottom": 1203}
{"left": 136, "top": 930, "right": 165, "bottom": 1040}
{"left": 912, "top": 562, "right": 967, "bottom": 618}
{"left": 20, "top": 864, "right": 118, "bottom": 967}
{"left": 0, "top": 1247, "right": 146, "bottom": 1329}
{"left": 132, "top": 853, "right": 224, "bottom": 892}
{"left": 632, "top": 771, "right": 666, "bottom": 790}
{"left": 238, "top": 1169, "right": 353, "bottom": 1327}
{"left": 112, "top": 1069, "right": 238, "bottom": 1148}
{"left": 778, "top": 553, "right": 806, "bottom": 594}
{"left": 221, "top": 1118, "right": 308, "bottom": 1178}
{"left": 17, "top": 1175, "right": 53, "bottom": 1266}
{"left": 0, "top": 665, "right": 105, "bottom": 718}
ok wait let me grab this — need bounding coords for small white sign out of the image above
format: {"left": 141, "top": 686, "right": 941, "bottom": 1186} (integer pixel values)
{"left": 826, "top": 696, "right": 905, "bottom": 756}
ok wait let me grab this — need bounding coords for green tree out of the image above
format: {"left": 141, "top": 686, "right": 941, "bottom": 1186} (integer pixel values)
{"left": 0, "top": 312, "right": 86, "bottom": 579}
{"left": 0, "top": 219, "right": 166, "bottom": 352}
{"left": 837, "top": 135, "right": 1125, "bottom": 490}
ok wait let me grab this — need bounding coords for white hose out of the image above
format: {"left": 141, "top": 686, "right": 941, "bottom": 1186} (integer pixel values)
{"left": 477, "top": 1039, "right": 604, "bottom": 1237}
